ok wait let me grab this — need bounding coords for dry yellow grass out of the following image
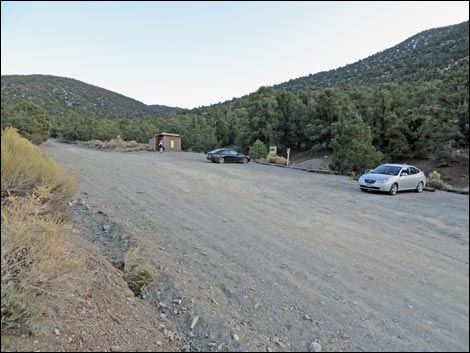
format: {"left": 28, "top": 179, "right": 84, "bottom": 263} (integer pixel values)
{"left": 1, "top": 128, "right": 80, "bottom": 333}
{"left": 1, "top": 197, "right": 78, "bottom": 333}
{"left": 265, "top": 154, "right": 290, "bottom": 166}
{"left": 1, "top": 128, "right": 76, "bottom": 218}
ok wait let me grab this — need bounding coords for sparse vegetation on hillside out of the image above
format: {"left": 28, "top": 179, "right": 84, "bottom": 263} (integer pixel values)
{"left": 1, "top": 74, "right": 184, "bottom": 119}
{"left": 275, "top": 21, "right": 469, "bottom": 92}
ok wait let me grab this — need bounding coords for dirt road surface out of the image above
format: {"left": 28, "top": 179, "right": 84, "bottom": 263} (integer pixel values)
{"left": 42, "top": 140, "right": 469, "bottom": 352}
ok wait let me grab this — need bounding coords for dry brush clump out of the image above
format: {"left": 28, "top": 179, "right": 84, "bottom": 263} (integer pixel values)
{"left": 123, "top": 247, "right": 155, "bottom": 296}
{"left": 82, "top": 137, "right": 148, "bottom": 152}
{"left": 1, "top": 128, "right": 79, "bottom": 334}
{"left": 265, "top": 155, "right": 290, "bottom": 166}
{"left": 427, "top": 170, "right": 444, "bottom": 188}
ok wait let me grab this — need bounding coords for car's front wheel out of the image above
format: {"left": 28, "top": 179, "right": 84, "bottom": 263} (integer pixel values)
{"left": 242, "top": 158, "right": 248, "bottom": 164}
{"left": 416, "top": 181, "right": 424, "bottom": 193}
{"left": 389, "top": 183, "right": 398, "bottom": 195}
{"left": 218, "top": 157, "right": 224, "bottom": 164}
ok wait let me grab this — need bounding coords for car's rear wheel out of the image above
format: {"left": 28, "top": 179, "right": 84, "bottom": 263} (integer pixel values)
{"left": 218, "top": 157, "right": 224, "bottom": 164}
{"left": 389, "top": 183, "right": 398, "bottom": 195}
{"left": 242, "top": 158, "right": 248, "bottom": 164}
{"left": 416, "top": 181, "right": 424, "bottom": 193}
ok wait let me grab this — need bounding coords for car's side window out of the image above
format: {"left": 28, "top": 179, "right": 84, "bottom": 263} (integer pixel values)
{"left": 401, "top": 167, "right": 409, "bottom": 175}
{"left": 410, "top": 167, "right": 418, "bottom": 175}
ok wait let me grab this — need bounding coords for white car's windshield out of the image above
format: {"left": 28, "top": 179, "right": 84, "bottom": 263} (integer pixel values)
{"left": 371, "top": 166, "right": 401, "bottom": 176}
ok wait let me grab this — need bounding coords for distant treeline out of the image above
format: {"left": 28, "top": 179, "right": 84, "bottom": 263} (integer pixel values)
{"left": 1, "top": 65, "right": 468, "bottom": 173}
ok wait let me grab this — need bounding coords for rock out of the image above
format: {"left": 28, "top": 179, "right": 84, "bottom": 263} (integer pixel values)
{"left": 160, "top": 313, "right": 167, "bottom": 319}
{"left": 110, "top": 346, "right": 123, "bottom": 352}
{"left": 102, "top": 224, "right": 111, "bottom": 231}
{"left": 232, "top": 334, "right": 240, "bottom": 341}
{"left": 33, "top": 340, "right": 39, "bottom": 344}
{"left": 182, "top": 344, "right": 191, "bottom": 352}
{"left": 190, "top": 316, "right": 199, "bottom": 330}
{"left": 304, "top": 314, "right": 312, "bottom": 321}
{"left": 254, "top": 303, "right": 261, "bottom": 310}
{"left": 173, "top": 298, "right": 182, "bottom": 305}
{"left": 111, "top": 315, "right": 123, "bottom": 324}
{"left": 158, "top": 302, "right": 167, "bottom": 308}
{"left": 156, "top": 340, "right": 162, "bottom": 346}
{"left": 309, "top": 342, "right": 322, "bottom": 352}
{"left": 54, "top": 328, "right": 60, "bottom": 335}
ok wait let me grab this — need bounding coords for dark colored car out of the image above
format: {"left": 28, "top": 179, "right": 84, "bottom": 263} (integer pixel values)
{"left": 206, "top": 149, "right": 250, "bottom": 164}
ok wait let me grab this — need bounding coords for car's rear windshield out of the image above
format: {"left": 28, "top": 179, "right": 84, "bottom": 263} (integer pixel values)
{"left": 371, "top": 165, "right": 402, "bottom": 175}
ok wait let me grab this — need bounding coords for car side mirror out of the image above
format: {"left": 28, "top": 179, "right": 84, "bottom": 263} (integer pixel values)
{"left": 401, "top": 172, "right": 408, "bottom": 176}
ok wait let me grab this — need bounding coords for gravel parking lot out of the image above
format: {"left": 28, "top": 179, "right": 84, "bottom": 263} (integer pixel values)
{"left": 43, "top": 140, "right": 469, "bottom": 352}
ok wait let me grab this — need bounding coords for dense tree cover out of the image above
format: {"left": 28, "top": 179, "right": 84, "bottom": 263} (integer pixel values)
{"left": 2, "top": 64, "right": 467, "bottom": 174}
{"left": 1, "top": 101, "right": 51, "bottom": 144}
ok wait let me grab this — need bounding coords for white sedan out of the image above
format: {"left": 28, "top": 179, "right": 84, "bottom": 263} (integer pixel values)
{"left": 359, "top": 164, "right": 427, "bottom": 195}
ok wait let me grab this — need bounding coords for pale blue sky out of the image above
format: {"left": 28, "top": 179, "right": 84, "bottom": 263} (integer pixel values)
{"left": 1, "top": 1, "right": 469, "bottom": 108}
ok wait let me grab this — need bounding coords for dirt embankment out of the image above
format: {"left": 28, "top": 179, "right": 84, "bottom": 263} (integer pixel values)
{"left": 38, "top": 140, "right": 469, "bottom": 352}
{"left": 2, "top": 199, "right": 179, "bottom": 352}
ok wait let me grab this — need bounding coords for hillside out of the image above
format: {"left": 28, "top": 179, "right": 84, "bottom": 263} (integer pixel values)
{"left": 275, "top": 20, "right": 469, "bottom": 92}
{"left": 0, "top": 74, "right": 184, "bottom": 119}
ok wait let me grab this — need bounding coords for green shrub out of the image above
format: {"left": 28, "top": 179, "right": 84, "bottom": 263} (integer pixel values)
{"left": 249, "top": 139, "right": 268, "bottom": 161}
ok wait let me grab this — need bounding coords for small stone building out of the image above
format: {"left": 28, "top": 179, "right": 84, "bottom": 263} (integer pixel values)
{"left": 150, "top": 133, "right": 182, "bottom": 152}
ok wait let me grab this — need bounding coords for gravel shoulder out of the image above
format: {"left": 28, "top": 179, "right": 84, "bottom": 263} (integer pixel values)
{"left": 42, "top": 140, "right": 469, "bottom": 352}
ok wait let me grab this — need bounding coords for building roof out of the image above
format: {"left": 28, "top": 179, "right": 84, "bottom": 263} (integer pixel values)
{"left": 156, "top": 132, "right": 181, "bottom": 137}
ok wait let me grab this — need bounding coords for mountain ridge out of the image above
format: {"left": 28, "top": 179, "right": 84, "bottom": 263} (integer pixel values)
{"left": 1, "top": 74, "right": 185, "bottom": 118}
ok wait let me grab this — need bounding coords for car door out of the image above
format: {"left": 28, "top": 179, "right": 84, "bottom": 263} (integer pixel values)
{"left": 224, "top": 150, "right": 235, "bottom": 162}
{"left": 409, "top": 167, "right": 421, "bottom": 188}
{"left": 232, "top": 150, "right": 243, "bottom": 162}
{"left": 399, "top": 167, "right": 413, "bottom": 190}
